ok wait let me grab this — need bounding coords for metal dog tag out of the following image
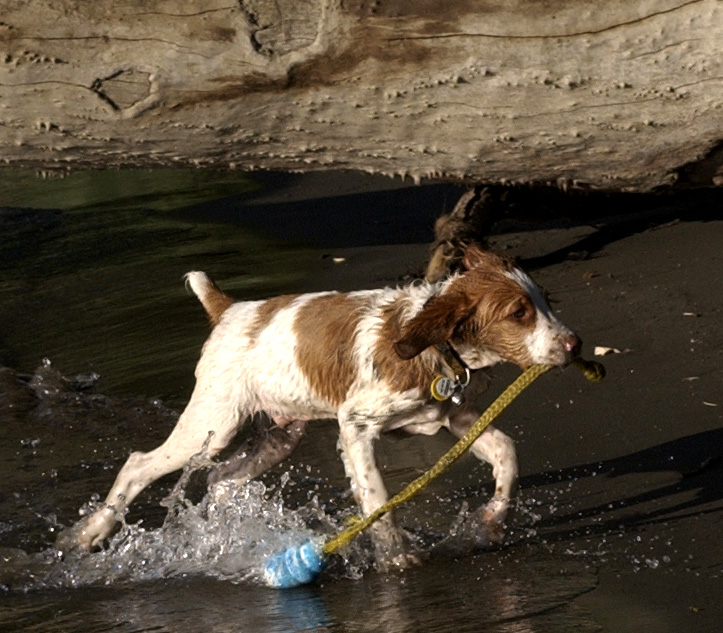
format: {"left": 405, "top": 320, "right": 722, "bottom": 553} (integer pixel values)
{"left": 431, "top": 376, "right": 456, "bottom": 401}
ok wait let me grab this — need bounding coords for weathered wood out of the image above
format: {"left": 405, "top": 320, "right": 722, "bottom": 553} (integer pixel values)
{"left": 1, "top": 0, "right": 721, "bottom": 191}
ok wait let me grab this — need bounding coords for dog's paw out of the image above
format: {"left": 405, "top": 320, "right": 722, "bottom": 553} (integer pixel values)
{"left": 54, "top": 522, "right": 94, "bottom": 554}
{"left": 378, "top": 549, "right": 423, "bottom": 572}
{"left": 432, "top": 503, "right": 509, "bottom": 557}
{"left": 372, "top": 526, "right": 424, "bottom": 572}
{"left": 480, "top": 509, "right": 507, "bottom": 545}
{"left": 54, "top": 508, "right": 117, "bottom": 554}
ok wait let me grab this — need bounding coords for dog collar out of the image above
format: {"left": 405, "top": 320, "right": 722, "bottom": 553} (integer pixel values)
{"left": 431, "top": 342, "right": 472, "bottom": 406}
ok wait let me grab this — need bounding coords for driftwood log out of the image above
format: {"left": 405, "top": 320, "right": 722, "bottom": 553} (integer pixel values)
{"left": 1, "top": 0, "right": 721, "bottom": 191}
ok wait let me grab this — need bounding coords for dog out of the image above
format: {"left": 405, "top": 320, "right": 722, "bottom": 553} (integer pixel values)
{"left": 61, "top": 245, "right": 580, "bottom": 567}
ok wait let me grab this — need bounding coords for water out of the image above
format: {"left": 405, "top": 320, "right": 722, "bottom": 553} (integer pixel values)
{"left": 4, "top": 169, "right": 717, "bottom": 631}
{"left": 0, "top": 170, "right": 316, "bottom": 403}
{"left": 20, "top": 477, "right": 332, "bottom": 590}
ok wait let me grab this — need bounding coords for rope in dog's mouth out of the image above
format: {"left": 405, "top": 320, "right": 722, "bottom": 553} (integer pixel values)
{"left": 263, "top": 357, "right": 605, "bottom": 588}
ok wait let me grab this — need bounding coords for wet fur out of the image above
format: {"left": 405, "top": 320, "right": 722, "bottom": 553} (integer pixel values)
{"left": 64, "top": 246, "right": 580, "bottom": 566}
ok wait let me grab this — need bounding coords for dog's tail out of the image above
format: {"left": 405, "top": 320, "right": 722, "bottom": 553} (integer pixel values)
{"left": 185, "top": 271, "right": 234, "bottom": 326}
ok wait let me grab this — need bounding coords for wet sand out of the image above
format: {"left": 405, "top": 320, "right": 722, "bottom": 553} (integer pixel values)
{"left": 1, "top": 170, "right": 721, "bottom": 631}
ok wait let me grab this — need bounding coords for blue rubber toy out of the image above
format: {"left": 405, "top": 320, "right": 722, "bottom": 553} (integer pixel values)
{"left": 263, "top": 540, "right": 327, "bottom": 588}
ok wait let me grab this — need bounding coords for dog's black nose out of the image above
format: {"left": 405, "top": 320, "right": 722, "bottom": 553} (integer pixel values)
{"left": 564, "top": 333, "right": 582, "bottom": 357}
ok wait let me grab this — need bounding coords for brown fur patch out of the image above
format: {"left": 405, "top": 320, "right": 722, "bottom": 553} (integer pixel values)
{"left": 398, "top": 251, "right": 542, "bottom": 370}
{"left": 203, "top": 281, "right": 234, "bottom": 326}
{"left": 293, "top": 294, "right": 364, "bottom": 407}
{"left": 248, "top": 294, "right": 299, "bottom": 340}
{"left": 451, "top": 268, "right": 538, "bottom": 368}
{"left": 376, "top": 299, "right": 445, "bottom": 393}
{"left": 393, "top": 290, "right": 475, "bottom": 360}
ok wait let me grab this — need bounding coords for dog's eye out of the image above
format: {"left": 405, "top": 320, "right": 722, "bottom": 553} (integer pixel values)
{"left": 512, "top": 306, "right": 527, "bottom": 319}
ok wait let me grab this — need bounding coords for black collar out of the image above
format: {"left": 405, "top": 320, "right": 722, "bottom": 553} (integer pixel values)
{"left": 435, "top": 341, "right": 472, "bottom": 381}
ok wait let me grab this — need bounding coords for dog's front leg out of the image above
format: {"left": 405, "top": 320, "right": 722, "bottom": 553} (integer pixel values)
{"left": 337, "top": 418, "right": 418, "bottom": 570}
{"left": 449, "top": 410, "right": 518, "bottom": 545}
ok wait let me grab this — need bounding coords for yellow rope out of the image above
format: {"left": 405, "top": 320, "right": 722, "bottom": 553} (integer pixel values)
{"left": 322, "top": 357, "right": 604, "bottom": 555}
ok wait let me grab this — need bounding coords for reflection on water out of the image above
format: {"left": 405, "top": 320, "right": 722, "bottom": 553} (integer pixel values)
{"left": 0, "top": 559, "right": 598, "bottom": 633}
{"left": 0, "top": 170, "right": 604, "bottom": 632}
{"left": 0, "top": 169, "right": 262, "bottom": 212}
{"left": 0, "top": 170, "right": 317, "bottom": 403}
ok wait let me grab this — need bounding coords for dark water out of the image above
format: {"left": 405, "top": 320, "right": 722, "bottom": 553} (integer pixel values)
{"left": 5, "top": 169, "right": 715, "bottom": 632}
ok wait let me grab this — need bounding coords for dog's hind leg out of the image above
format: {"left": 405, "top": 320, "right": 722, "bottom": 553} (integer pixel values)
{"left": 57, "top": 394, "right": 244, "bottom": 552}
{"left": 207, "top": 416, "right": 307, "bottom": 489}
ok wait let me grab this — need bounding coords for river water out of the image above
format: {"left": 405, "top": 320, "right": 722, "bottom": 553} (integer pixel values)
{"left": 2, "top": 170, "right": 718, "bottom": 632}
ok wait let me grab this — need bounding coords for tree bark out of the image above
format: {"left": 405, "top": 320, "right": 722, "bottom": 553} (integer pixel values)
{"left": 1, "top": 0, "right": 721, "bottom": 191}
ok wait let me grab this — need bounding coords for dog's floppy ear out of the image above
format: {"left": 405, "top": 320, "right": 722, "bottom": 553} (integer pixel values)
{"left": 394, "top": 292, "right": 473, "bottom": 359}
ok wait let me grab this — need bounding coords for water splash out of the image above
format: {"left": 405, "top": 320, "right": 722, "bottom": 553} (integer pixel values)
{"left": 13, "top": 474, "right": 362, "bottom": 591}
{"left": 0, "top": 361, "right": 377, "bottom": 592}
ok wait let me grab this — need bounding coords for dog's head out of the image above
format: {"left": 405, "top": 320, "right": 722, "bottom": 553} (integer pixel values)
{"left": 394, "top": 245, "right": 581, "bottom": 369}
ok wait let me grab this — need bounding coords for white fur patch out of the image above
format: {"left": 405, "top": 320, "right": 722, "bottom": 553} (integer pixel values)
{"left": 505, "top": 267, "right": 576, "bottom": 365}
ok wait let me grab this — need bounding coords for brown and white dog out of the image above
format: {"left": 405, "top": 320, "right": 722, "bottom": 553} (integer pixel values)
{"left": 62, "top": 246, "right": 580, "bottom": 566}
